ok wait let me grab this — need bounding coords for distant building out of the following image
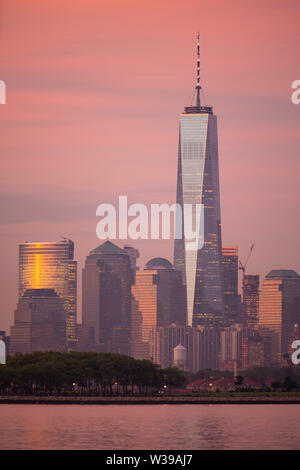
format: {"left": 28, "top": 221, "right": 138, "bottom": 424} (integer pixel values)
{"left": 10, "top": 289, "right": 67, "bottom": 354}
{"left": 82, "top": 241, "right": 133, "bottom": 355}
{"left": 222, "top": 247, "right": 239, "bottom": 326}
{"left": 131, "top": 258, "right": 186, "bottom": 361}
{"left": 150, "top": 324, "right": 220, "bottom": 373}
{"left": 19, "top": 240, "right": 77, "bottom": 350}
{"left": 220, "top": 323, "right": 242, "bottom": 368}
{"left": 242, "top": 274, "right": 259, "bottom": 328}
{"left": 123, "top": 245, "right": 139, "bottom": 281}
{"left": 241, "top": 330, "right": 265, "bottom": 369}
{"left": 258, "top": 270, "right": 300, "bottom": 366}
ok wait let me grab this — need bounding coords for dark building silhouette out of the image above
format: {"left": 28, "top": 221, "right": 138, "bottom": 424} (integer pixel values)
{"left": 10, "top": 289, "right": 67, "bottom": 354}
{"left": 222, "top": 247, "right": 239, "bottom": 326}
{"left": 242, "top": 275, "right": 259, "bottom": 328}
{"left": 131, "top": 258, "right": 187, "bottom": 360}
{"left": 81, "top": 241, "right": 133, "bottom": 355}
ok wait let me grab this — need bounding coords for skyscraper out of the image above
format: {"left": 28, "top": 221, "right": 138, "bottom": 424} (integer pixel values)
{"left": 10, "top": 288, "right": 67, "bottom": 354}
{"left": 19, "top": 239, "right": 77, "bottom": 349}
{"left": 222, "top": 247, "right": 239, "bottom": 326}
{"left": 242, "top": 274, "right": 259, "bottom": 328}
{"left": 174, "top": 35, "right": 223, "bottom": 327}
{"left": 258, "top": 269, "right": 300, "bottom": 366}
{"left": 82, "top": 241, "right": 133, "bottom": 355}
{"left": 131, "top": 258, "right": 186, "bottom": 361}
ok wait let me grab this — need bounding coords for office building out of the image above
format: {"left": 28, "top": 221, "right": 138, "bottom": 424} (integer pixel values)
{"left": 150, "top": 324, "right": 220, "bottom": 373}
{"left": 222, "top": 247, "right": 239, "bottom": 326}
{"left": 131, "top": 258, "right": 186, "bottom": 361}
{"left": 19, "top": 239, "right": 77, "bottom": 350}
{"left": 174, "top": 35, "right": 224, "bottom": 327}
{"left": 242, "top": 275, "right": 259, "bottom": 328}
{"left": 10, "top": 288, "right": 67, "bottom": 354}
{"left": 258, "top": 269, "right": 300, "bottom": 366}
{"left": 82, "top": 240, "right": 133, "bottom": 355}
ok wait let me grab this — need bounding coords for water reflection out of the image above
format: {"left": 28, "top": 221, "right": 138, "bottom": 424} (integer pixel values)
{"left": 0, "top": 404, "right": 299, "bottom": 450}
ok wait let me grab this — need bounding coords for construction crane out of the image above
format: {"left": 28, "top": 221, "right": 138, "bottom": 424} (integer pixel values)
{"left": 239, "top": 243, "right": 255, "bottom": 274}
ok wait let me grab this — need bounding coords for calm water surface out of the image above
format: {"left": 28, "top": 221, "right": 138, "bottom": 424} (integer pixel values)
{"left": 0, "top": 404, "right": 299, "bottom": 450}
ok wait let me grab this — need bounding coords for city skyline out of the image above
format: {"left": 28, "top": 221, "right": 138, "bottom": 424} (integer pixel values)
{"left": 1, "top": 0, "right": 300, "bottom": 333}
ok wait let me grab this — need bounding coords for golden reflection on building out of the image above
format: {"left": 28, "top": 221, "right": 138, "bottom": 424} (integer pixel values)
{"left": 19, "top": 239, "right": 77, "bottom": 349}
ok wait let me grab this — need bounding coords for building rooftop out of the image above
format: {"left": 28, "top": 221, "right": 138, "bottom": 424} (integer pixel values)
{"left": 174, "top": 344, "right": 186, "bottom": 351}
{"left": 145, "top": 257, "right": 173, "bottom": 270}
{"left": 266, "top": 269, "right": 300, "bottom": 279}
{"left": 90, "top": 240, "right": 125, "bottom": 255}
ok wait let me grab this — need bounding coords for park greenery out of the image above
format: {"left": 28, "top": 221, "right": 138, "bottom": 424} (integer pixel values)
{"left": 0, "top": 351, "right": 186, "bottom": 396}
{"left": 0, "top": 351, "right": 300, "bottom": 396}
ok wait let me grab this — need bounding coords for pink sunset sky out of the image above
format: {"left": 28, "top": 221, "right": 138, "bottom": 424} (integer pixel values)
{"left": 0, "top": 0, "right": 299, "bottom": 331}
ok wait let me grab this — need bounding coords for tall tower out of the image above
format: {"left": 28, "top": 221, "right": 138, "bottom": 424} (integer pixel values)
{"left": 174, "top": 35, "right": 223, "bottom": 327}
{"left": 82, "top": 241, "right": 133, "bottom": 355}
{"left": 222, "top": 247, "right": 239, "bottom": 326}
{"left": 19, "top": 239, "right": 77, "bottom": 350}
{"left": 242, "top": 274, "right": 259, "bottom": 328}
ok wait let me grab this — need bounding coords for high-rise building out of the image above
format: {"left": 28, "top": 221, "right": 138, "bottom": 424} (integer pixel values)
{"left": 220, "top": 323, "right": 242, "bottom": 369}
{"left": 242, "top": 275, "right": 259, "bottom": 328}
{"left": 19, "top": 239, "right": 77, "bottom": 349}
{"left": 150, "top": 324, "right": 220, "bottom": 373}
{"left": 82, "top": 241, "right": 133, "bottom": 355}
{"left": 131, "top": 258, "right": 186, "bottom": 361}
{"left": 174, "top": 35, "right": 223, "bottom": 327}
{"left": 123, "top": 245, "right": 140, "bottom": 282}
{"left": 10, "top": 288, "right": 67, "bottom": 354}
{"left": 258, "top": 269, "right": 300, "bottom": 366}
{"left": 222, "top": 247, "right": 239, "bottom": 326}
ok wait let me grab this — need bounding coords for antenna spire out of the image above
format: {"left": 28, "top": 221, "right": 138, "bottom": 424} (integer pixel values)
{"left": 196, "top": 33, "right": 201, "bottom": 107}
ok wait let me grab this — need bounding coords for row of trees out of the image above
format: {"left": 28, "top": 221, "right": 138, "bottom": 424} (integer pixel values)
{"left": 0, "top": 351, "right": 186, "bottom": 396}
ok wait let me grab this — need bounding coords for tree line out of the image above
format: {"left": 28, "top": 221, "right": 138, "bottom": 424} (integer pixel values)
{"left": 0, "top": 351, "right": 186, "bottom": 396}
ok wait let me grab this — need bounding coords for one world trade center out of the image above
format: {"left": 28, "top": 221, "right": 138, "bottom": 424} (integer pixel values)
{"left": 174, "top": 35, "right": 224, "bottom": 327}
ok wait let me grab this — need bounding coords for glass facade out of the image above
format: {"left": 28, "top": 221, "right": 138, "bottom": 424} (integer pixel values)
{"left": 258, "top": 270, "right": 300, "bottom": 366}
{"left": 19, "top": 240, "right": 77, "bottom": 349}
{"left": 174, "top": 108, "right": 223, "bottom": 327}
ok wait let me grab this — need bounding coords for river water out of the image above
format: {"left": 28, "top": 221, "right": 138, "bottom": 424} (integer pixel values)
{"left": 0, "top": 404, "right": 299, "bottom": 450}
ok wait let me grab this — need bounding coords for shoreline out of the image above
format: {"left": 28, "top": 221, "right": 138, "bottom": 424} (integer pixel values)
{"left": 1, "top": 395, "right": 300, "bottom": 405}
